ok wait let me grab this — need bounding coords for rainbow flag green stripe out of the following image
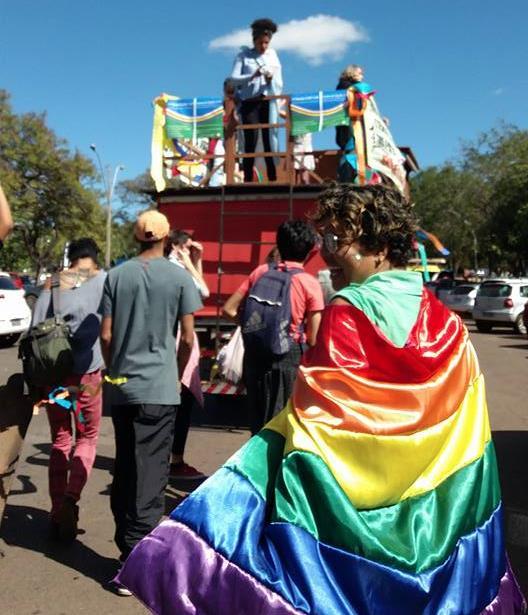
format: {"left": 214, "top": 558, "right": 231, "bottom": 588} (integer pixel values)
{"left": 226, "top": 429, "right": 501, "bottom": 574}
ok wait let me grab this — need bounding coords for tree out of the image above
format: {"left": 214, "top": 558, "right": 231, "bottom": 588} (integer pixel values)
{"left": 411, "top": 125, "right": 528, "bottom": 274}
{"left": 0, "top": 90, "right": 106, "bottom": 275}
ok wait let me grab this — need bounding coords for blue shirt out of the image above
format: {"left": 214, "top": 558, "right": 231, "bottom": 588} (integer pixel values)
{"left": 230, "top": 46, "right": 283, "bottom": 101}
{"left": 33, "top": 271, "right": 106, "bottom": 374}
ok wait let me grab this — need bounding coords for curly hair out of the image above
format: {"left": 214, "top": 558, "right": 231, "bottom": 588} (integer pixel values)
{"left": 251, "top": 18, "right": 278, "bottom": 39}
{"left": 311, "top": 183, "right": 417, "bottom": 267}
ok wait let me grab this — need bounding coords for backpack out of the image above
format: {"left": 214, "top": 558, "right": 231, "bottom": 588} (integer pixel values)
{"left": 19, "top": 276, "right": 74, "bottom": 389}
{"left": 241, "top": 264, "right": 303, "bottom": 356}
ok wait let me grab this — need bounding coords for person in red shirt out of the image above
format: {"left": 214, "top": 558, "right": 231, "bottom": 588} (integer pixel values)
{"left": 223, "top": 220, "right": 324, "bottom": 434}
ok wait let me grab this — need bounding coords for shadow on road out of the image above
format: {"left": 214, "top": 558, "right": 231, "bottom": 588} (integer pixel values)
{"left": 1, "top": 504, "right": 118, "bottom": 586}
{"left": 26, "top": 442, "right": 115, "bottom": 473}
{"left": 499, "top": 344, "right": 528, "bottom": 352}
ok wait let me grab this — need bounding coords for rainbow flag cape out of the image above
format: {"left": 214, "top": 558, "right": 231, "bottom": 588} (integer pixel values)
{"left": 118, "top": 282, "right": 524, "bottom": 614}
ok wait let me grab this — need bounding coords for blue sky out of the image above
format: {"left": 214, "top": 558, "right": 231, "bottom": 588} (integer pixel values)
{"left": 1, "top": 1, "right": 527, "bottom": 194}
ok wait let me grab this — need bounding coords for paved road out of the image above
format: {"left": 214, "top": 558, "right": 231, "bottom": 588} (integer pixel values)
{"left": 0, "top": 323, "right": 527, "bottom": 613}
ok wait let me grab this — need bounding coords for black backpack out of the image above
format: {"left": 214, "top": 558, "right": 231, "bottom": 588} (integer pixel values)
{"left": 241, "top": 264, "right": 303, "bottom": 356}
{"left": 19, "top": 277, "right": 74, "bottom": 389}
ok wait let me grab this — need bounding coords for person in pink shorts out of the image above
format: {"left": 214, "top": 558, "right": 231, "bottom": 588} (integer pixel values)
{"left": 32, "top": 238, "right": 106, "bottom": 542}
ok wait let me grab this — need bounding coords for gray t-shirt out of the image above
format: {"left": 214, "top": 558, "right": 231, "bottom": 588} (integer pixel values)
{"left": 102, "top": 257, "right": 202, "bottom": 406}
{"left": 32, "top": 271, "right": 106, "bottom": 374}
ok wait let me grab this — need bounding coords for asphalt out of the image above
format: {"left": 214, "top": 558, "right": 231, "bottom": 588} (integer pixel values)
{"left": 0, "top": 322, "right": 527, "bottom": 613}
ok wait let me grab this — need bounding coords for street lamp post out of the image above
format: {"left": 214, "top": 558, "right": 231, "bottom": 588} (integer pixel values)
{"left": 90, "top": 144, "right": 124, "bottom": 269}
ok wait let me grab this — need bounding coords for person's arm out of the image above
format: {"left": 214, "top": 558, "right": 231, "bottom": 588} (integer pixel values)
{"left": 0, "top": 184, "right": 13, "bottom": 241}
{"left": 222, "top": 290, "right": 245, "bottom": 322}
{"left": 230, "top": 51, "right": 259, "bottom": 86}
{"left": 178, "top": 249, "right": 210, "bottom": 299}
{"left": 305, "top": 310, "right": 322, "bottom": 347}
{"left": 100, "top": 316, "right": 112, "bottom": 367}
{"left": 177, "top": 313, "right": 194, "bottom": 376}
{"left": 99, "top": 275, "right": 113, "bottom": 367}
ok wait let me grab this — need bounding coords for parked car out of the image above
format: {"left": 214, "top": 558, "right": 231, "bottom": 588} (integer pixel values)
{"left": 472, "top": 279, "right": 528, "bottom": 334}
{"left": 9, "top": 272, "right": 25, "bottom": 289}
{"left": 523, "top": 301, "right": 528, "bottom": 336}
{"left": 444, "top": 283, "right": 480, "bottom": 316}
{"left": 425, "top": 278, "right": 466, "bottom": 305}
{"left": 0, "top": 272, "right": 32, "bottom": 346}
{"left": 23, "top": 282, "right": 43, "bottom": 311}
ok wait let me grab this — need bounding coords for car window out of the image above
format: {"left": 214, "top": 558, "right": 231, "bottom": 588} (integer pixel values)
{"left": 0, "top": 277, "right": 18, "bottom": 290}
{"left": 521, "top": 286, "right": 528, "bottom": 298}
{"left": 478, "top": 283, "right": 512, "bottom": 297}
{"left": 452, "top": 286, "right": 476, "bottom": 296}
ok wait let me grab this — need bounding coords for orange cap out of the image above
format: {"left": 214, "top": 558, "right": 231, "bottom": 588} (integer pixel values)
{"left": 134, "top": 210, "right": 170, "bottom": 242}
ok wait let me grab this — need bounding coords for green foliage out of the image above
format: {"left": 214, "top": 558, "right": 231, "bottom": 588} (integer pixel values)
{"left": 411, "top": 125, "right": 528, "bottom": 274}
{"left": 0, "top": 90, "right": 108, "bottom": 274}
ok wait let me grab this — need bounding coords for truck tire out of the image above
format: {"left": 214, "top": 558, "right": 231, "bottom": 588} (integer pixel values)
{"left": 514, "top": 314, "right": 527, "bottom": 335}
{"left": 475, "top": 321, "right": 493, "bottom": 333}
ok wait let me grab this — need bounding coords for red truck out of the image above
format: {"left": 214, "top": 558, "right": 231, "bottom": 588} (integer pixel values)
{"left": 153, "top": 91, "right": 419, "bottom": 424}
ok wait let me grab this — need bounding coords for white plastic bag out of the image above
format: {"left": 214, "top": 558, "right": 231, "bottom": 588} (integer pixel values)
{"left": 217, "top": 327, "right": 245, "bottom": 385}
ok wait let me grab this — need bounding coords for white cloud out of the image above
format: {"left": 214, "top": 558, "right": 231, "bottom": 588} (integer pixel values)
{"left": 208, "top": 15, "right": 369, "bottom": 66}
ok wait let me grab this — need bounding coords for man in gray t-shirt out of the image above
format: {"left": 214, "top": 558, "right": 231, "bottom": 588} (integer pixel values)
{"left": 101, "top": 210, "right": 202, "bottom": 567}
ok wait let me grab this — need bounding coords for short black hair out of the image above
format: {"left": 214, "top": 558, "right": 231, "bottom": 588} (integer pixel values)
{"left": 276, "top": 220, "right": 318, "bottom": 262}
{"left": 67, "top": 238, "right": 99, "bottom": 264}
{"left": 251, "top": 18, "right": 278, "bottom": 39}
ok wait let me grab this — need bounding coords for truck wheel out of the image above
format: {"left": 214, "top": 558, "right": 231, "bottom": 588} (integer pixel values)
{"left": 514, "top": 314, "right": 527, "bottom": 335}
{"left": 475, "top": 321, "right": 493, "bottom": 333}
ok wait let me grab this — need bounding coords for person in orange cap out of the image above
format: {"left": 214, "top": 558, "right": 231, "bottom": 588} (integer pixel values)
{"left": 100, "top": 209, "right": 202, "bottom": 594}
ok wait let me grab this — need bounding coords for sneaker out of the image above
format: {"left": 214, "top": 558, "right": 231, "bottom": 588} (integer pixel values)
{"left": 169, "top": 462, "right": 206, "bottom": 480}
{"left": 114, "top": 582, "right": 132, "bottom": 597}
{"left": 56, "top": 496, "right": 79, "bottom": 543}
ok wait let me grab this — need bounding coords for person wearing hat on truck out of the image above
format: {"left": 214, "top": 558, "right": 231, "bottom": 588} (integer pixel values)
{"left": 100, "top": 210, "right": 202, "bottom": 594}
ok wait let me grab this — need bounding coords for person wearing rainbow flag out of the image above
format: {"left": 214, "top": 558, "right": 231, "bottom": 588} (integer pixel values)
{"left": 117, "top": 184, "right": 525, "bottom": 614}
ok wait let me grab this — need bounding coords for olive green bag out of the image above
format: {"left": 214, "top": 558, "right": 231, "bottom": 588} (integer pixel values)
{"left": 19, "top": 277, "right": 74, "bottom": 388}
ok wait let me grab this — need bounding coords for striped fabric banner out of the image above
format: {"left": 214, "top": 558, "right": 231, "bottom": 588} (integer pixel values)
{"left": 119, "top": 289, "right": 525, "bottom": 614}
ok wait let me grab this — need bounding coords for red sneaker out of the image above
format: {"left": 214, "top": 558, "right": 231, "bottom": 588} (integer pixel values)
{"left": 169, "top": 462, "right": 206, "bottom": 480}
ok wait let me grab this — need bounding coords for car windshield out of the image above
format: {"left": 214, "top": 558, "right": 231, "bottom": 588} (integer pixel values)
{"left": 478, "top": 283, "right": 512, "bottom": 298}
{"left": 0, "top": 277, "right": 17, "bottom": 290}
{"left": 452, "top": 286, "right": 477, "bottom": 296}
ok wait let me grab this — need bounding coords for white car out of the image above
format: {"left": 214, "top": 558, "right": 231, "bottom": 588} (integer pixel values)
{"left": 444, "top": 283, "right": 480, "bottom": 316}
{"left": 0, "top": 272, "right": 32, "bottom": 346}
{"left": 472, "top": 279, "right": 528, "bottom": 334}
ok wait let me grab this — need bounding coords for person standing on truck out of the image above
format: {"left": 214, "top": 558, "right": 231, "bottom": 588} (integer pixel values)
{"left": 100, "top": 211, "right": 202, "bottom": 593}
{"left": 230, "top": 18, "right": 283, "bottom": 183}
{"left": 166, "top": 229, "right": 210, "bottom": 480}
{"left": 335, "top": 64, "right": 364, "bottom": 151}
{"left": 223, "top": 220, "right": 324, "bottom": 434}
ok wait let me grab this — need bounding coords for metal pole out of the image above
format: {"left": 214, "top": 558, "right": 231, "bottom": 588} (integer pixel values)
{"left": 90, "top": 145, "right": 123, "bottom": 269}
{"left": 106, "top": 165, "right": 124, "bottom": 269}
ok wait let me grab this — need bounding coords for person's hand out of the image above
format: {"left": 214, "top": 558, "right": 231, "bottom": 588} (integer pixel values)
{"left": 177, "top": 248, "right": 193, "bottom": 270}
{"left": 189, "top": 241, "right": 204, "bottom": 263}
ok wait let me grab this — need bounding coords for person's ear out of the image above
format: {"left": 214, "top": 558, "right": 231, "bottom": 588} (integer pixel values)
{"left": 375, "top": 247, "right": 388, "bottom": 268}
